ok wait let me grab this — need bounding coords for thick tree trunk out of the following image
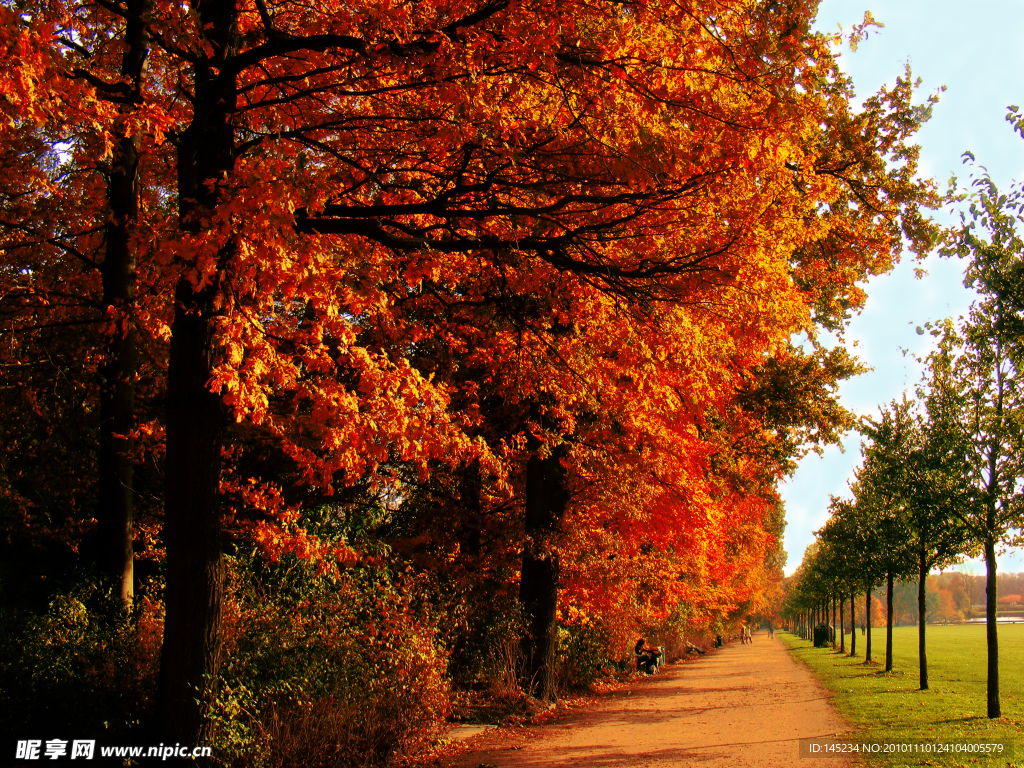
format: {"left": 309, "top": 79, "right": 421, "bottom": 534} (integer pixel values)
{"left": 850, "top": 589, "right": 856, "bottom": 656}
{"left": 520, "top": 442, "right": 569, "bottom": 701}
{"left": 985, "top": 532, "right": 1000, "bottom": 718}
{"left": 154, "top": 0, "right": 237, "bottom": 744}
{"left": 155, "top": 278, "right": 227, "bottom": 744}
{"left": 885, "top": 571, "right": 894, "bottom": 672}
{"left": 865, "top": 588, "right": 872, "bottom": 664}
{"left": 918, "top": 548, "right": 928, "bottom": 690}
{"left": 96, "top": 0, "right": 149, "bottom": 611}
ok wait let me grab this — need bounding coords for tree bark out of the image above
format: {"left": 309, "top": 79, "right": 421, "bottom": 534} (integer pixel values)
{"left": 839, "top": 594, "right": 845, "bottom": 654}
{"left": 832, "top": 594, "right": 837, "bottom": 649}
{"left": 865, "top": 588, "right": 872, "bottom": 664}
{"left": 985, "top": 531, "right": 1000, "bottom": 718}
{"left": 154, "top": 0, "right": 238, "bottom": 744}
{"left": 850, "top": 589, "right": 856, "bottom": 656}
{"left": 155, "top": 277, "right": 228, "bottom": 744}
{"left": 918, "top": 548, "right": 928, "bottom": 690}
{"left": 885, "top": 571, "right": 894, "bottom": 672}
{"left": 520, "top": 442, "right": 570, "bottom": 701}
{"left": 96, "top": 0, "right": 149, "bottom": 611}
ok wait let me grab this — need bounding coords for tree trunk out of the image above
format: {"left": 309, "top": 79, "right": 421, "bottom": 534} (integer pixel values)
{"left": 865, "top": 588, "right": 872, "bottom": 664}
{"left": 154, "top": 276, "right": 227, "bottom": 744}
{"left": 459, "top": 459, "right": 484, "bottom": 559}
{"left": 832, "top": 594, "right": 837, "bottom": 648}
{"left": 520, "top": 442, "right": 570, "bottom": 701}
{"left": 839, "top": 594, "right": 845, "bottom": 654}
{"left": 918, "top": 548, "right": 928, "bottom": 690}
{"left": 154, "top": 0, "right": 238, "bottom": 744}
{"left": 985, "top": 531, "right": 1000, "bottom": 718}
{"left": 850, "top": 589, "right": 856, "bottom": 656}
{"left": 96, "top": 0, "right": 149, "bottom": 611}
{"left": 885, "top": 571, "right": 894, "bottom": 672}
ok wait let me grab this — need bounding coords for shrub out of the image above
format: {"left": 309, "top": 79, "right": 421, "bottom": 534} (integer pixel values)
{"left": 0, "top": 581, "right": 162, "bottom": 741}
{"left": 554, "top": 620, "right": 618, "bottom": 693}
{"left": 209, "top": 556, "right": 449, "bottom": 768}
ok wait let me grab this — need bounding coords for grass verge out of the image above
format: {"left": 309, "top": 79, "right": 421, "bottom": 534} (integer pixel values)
{"left": 779, "top": 625, "right": 1024, "bottom": 767}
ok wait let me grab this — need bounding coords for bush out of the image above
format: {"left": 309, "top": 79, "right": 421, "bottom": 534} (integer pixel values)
{"left": 0, "top": 582, "right": 162, "bottom": 741}
{"left": 209, "top": 556, "right": 449, "bottom": 768}
{"left": 554, "top": 620, "right": 619, "bottom": 693}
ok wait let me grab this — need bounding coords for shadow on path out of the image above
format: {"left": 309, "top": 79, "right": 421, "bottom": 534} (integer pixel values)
{"left": 444, "top": 633, "right": 853, "bottom": 768}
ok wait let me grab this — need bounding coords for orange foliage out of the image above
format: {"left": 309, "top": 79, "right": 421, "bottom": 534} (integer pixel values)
{"left": 0, "top": 0, "right": 943, "bottom": 734}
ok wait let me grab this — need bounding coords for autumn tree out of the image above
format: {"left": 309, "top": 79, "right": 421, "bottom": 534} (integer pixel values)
{"left": 3, "top": 0, "right": 944, "bottom": 741}
{"left": 91, "top": 0, "right": 154, "bottom": 610}
{"left": 0, "top": 0, "right": 183, "bottom": 616}
{"left": 289, "top": 0, "right": 940, "bottom": 699}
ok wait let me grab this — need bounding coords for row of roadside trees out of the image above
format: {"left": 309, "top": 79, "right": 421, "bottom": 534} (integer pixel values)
{"left": 1, "top": 1, "right": 945, "bottom": 758}
{"left": 783, "top": 129, "right": 1024, "bottom": 719}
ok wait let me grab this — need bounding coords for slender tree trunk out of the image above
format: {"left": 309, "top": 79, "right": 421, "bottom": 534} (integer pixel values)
{"left": 459, "top": 460, "right": 483, "bottom": 559}
{"left": 154, "top": 0, "right": 238, "bottom": 744}
{"left": 832, "top": 595, "right": 837, "bottom": 648}
{"left": 885, "top": 571, "right": 894, "bottom": 672}
{"left": 850, "top": 589, "right": 857, "bottom": 656}
{"left": 865, "top": 588, "right": 872, "bottom": 664}
{"left": 520, "top": 441, "right": 570, "bottom": 701}
{"left": 96, "top": 0, "right": 149, "bottom": 611}
{"left": 984, "top": 531, "right": 1000, "bottom": 718}
{"left": 840, "top": 594, "right": 845, "bottom": 653}
{"left": 918, "top": 548, "right": 928, "bottom": 690}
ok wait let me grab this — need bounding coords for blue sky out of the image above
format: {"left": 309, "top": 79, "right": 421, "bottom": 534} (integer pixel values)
{"left": 779, "top": 0, "right": 1024, "bottom": 576}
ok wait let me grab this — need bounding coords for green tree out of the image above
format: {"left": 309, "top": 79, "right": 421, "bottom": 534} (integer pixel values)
{"left": 813, "top": 515, "right": 859, "bottom": 654}
{"left": 941, "top": 164, "right": 1024, "bottom": 718}
{"left": 858, "top": 401, "right": 918, "bottom": 673}
{"left": 823, "top": 492, "right": 888, "bottom": 664}
{"left": 907, "top": 329, "right": 975, "bottom": 688}
{"left": 858, "top": 391, "right": 970, "bottom": 683}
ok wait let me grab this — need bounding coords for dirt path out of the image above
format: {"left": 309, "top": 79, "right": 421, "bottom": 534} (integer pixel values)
{"left": 443, "top": 632, "right": 853, "bottom": 768}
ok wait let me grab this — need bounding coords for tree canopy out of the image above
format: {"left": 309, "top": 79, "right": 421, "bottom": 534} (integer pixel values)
{"left": 0, "top": 0, "right": 944, "bottom": 751}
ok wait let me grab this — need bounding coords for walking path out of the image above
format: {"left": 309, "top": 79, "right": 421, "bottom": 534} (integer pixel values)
{"left": 444, "top": 633, "right": 853, "bottom": 768}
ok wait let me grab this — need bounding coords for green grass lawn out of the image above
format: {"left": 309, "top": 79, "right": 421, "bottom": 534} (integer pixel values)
{"left": 780, "top": 624, "right": 1024, "bottom": 767}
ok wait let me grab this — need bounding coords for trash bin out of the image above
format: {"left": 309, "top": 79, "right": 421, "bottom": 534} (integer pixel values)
{"left": 813, "top": 624, "right": 829, "bottom": 647}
